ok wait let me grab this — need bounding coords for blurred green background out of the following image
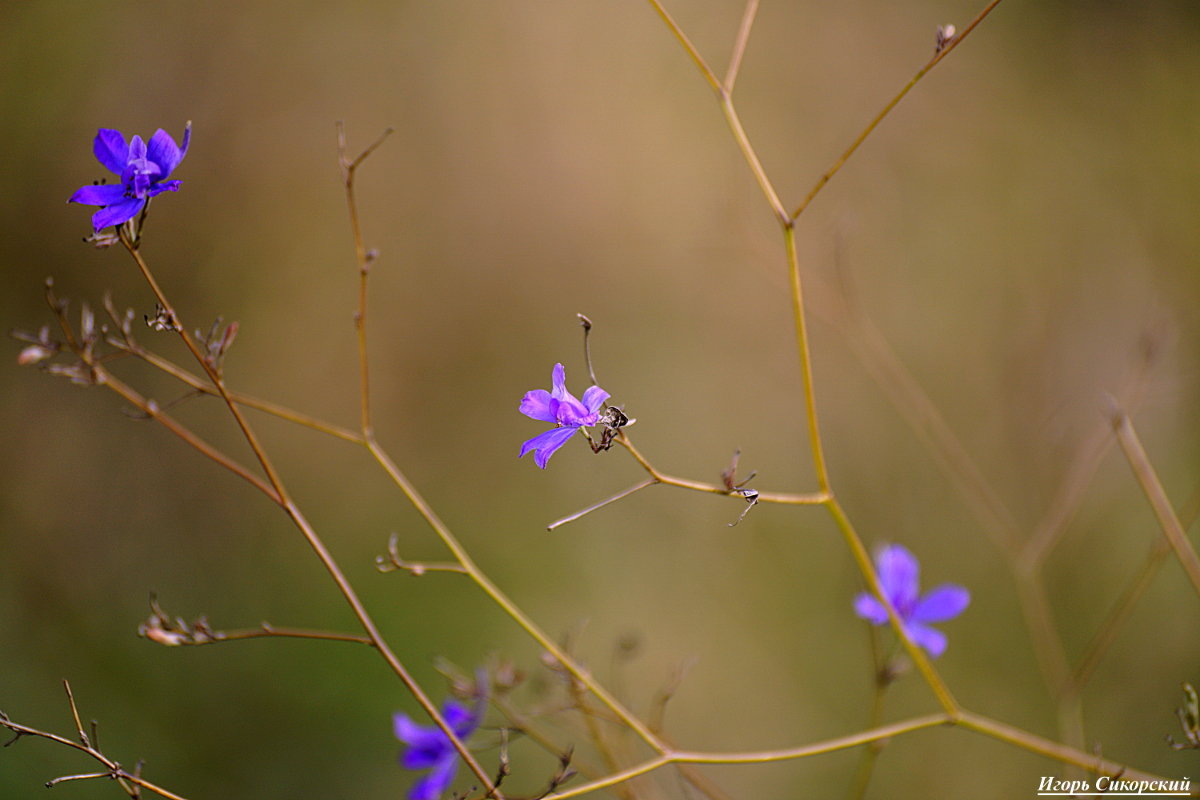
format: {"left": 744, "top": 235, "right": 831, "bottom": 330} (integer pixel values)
{"left": 3, "top": 1, "right": 1199, "bottom": 798}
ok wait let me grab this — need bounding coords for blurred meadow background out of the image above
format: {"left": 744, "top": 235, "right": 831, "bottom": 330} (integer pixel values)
{"left": 3, "top": 1, "right": 1200, "bottom": 797}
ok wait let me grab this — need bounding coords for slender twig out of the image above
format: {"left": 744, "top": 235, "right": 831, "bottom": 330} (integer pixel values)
{"left": 548, "top": 479, "right": 658, "bottom": 531}
{"left": 782, "top": 225, "right": 831, "bottom": 492}
{"left": 545, "top": 715, "right": 950, "bottom": 800}
{"left": 645, "top": 0, "right": 721, "bottom": 93}
{"left": 564, "top": 671, "right": 637, "bottom": 800}
{"left": 616, "top": 435, "right": 828, "bottom": 505}
{"left": 337, "top": 123, "right": 393, "bottom": 438}
{"left": 646, "top": 0, "right": 788, "bottom": 222}
{"left": 790, "top": 0, "right": 1006, "bottom": 221}
{"left": 0, "top": 693, "right": 191, "bottom": 800}
{"left": 95, "top": 367, "right": 283, "bottom": 503}
{"left": 1110, "top": 404, "right": 1200, "bottom": 595}
{"left": 119, "top": 230, "right": 288, "bottom": 496}
{"left": 723, "top": 0, "right": 759, "bottom": 93}
{"left": 578, "top": 314, "right": 601, "bottom": 388}
{"left": 376, "top": 531, "right": 469, "bottom": 576}
{"left": 62, "top": 682, "right": 89, "bottom": 748}
{"left": 1070, "top": 486, "right": 1200, "bottom": 691}
{"left": 117, "top": 344, "right": 364, "bottom": 443}
{"left": 957, "top": 711, "right": 1165, "bottom": 783}
{"left": 844, "top": 661, "right": 892, "bottom": 800}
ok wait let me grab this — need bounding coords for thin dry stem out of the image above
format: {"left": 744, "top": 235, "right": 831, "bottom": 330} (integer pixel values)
{"left": 645, "top": 0, "right": 720, "bottom": 93}
{"left": 0, "top": 696, "right": 190, "bottom": 800}
{"left": 1070, "top": 486, "right": 1200, "bottom": 691}
{"left": 117, "top": 344, "right": 364, "bottom": 443}
{"left": 337, "top": 123, "right": 393, "bottom": 437}
{"left": 723, "top": 0, "right": 759, "bottom": 93}
{"left": 96, "top": 367, "right": 283, "bottom": 503}
{"left": 1110, "top": 405, "right": 1200, "bottom": 595}
{"left": 790, "top": 0, "right": 1007, "bottom": 221}
{"left": 615, "top": 435, "right": 828, "bottom": 505}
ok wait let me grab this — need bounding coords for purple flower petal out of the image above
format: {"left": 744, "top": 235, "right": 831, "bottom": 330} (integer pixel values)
{"left": 581, "top": 385, "right": 610, "bottom": 413}
{"left": 520, "top": 426, "right": 578, "bottom": 469}
{"left": 854, "top": 544, "right": 968, "bottom": 658}
{"left": 549, "top": 363, "right": 568, "bottom": 399}
{"left": 69, "top": 183, "right": 127, "bottom": 206}
{"left": 441, "top": 700, "right": 477, "bottom": 735}
{"left": 147, "top": 179, "right": 182, "bottom": 197}
{"left": 555, "top": 399, "right": 596, "bottom": 427}
{"left": 906, "top": 622, "right": 948, "bottom": 658}
{"left": 146, "top": 126, "right": 188, "bottom": 178}
{"left": 125, "top": 135, "right": 148, "bottom": 169}
{"left": 393, "top": 716, "right": 445, "bottom": 769}
{"left": 408, "top": 756, "right": 458, "bottom": 800}
{"left": 912, "top": 585, "right": 970, "bottom": 624}
{"left": 853, "top": 592, "right": 888, "bottom": 625}
{"left": 875, "top": 544, "right": 919, "bottom": 614}
{"left": 92, "top": 129, "right": 128, "bottom": 175}
{"left": 519, "top": 389, "right": 557, "bottom": 423}
{"left": 92, "top": 198, "right": 145, "bottom": 231}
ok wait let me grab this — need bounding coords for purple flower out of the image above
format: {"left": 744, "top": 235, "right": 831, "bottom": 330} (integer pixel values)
{"left": 69, "top": 124, "right": 191, "bottom": 232}
{"left": 853, "top": 544, "right": 969, "bottom": 658}
{"left": 394, "top": 697, "right": 483, "bottom": 800}
{"left": 519, "top": 363, "right": 609, "bottom": 469}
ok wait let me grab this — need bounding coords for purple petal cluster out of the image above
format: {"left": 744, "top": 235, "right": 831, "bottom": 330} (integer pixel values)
{"left": 69, "top": 124, "right": 191, "bottom": 232}
{"left": 854, "top": 543, "right": 969, "bottom": 658}
{"left": 519, "top": 363, "right": 609, "bottom": 468}
{"left": 393, "top": 697, "right": 483, "bottom": 800}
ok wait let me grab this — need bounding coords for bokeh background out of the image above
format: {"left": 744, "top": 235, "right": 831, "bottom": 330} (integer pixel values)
{"left": 3, "top": 1, "right": 1199, "bottom": 798}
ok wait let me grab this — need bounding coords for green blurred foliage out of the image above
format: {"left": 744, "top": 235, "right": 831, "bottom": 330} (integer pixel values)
{"left": 2, "top": 1, "right": 1199, "bottom": 798}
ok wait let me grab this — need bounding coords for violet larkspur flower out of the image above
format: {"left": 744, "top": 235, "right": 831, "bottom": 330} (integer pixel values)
{"left": 519, "top": 363, "right": 609, "bottom": 469}
{"left": 69, "top": 124, "right": 191, "bottom": 232}
{"left": 394, "top": 697, "right": 483, "bottom": 800}
{"left": 853, "top": 543, "right": 970, "bottom": 658}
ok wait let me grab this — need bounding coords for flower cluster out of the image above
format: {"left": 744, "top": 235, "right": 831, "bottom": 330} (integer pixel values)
{"left": 518, "top": 363, "right": 608, "bottom": 468}
{"left": 854, "top": 543, "right": 969, "bottom": 658}
{"left": 69, "top": 124, "right": 191, "bottom": 232}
